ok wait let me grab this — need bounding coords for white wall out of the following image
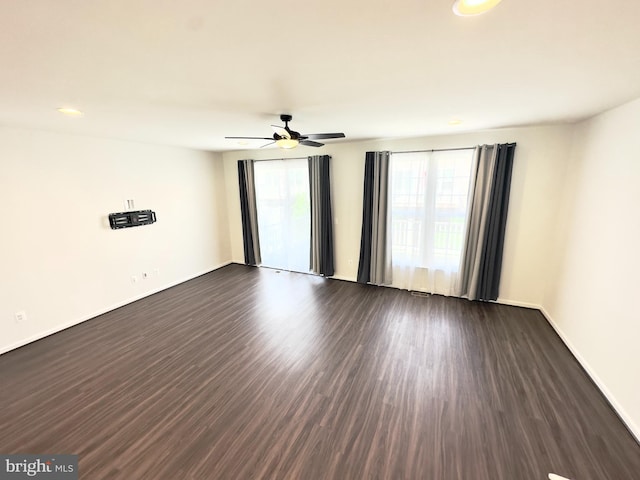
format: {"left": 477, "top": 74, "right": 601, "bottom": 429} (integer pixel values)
{"left": 223, "top": 124, "right": 575, "bottom": 307}
{"left": 543, "top": 98, "right": 640, "bottom": 440}
{"left": 0, "top": 127, "right": 231, "bottom": 353}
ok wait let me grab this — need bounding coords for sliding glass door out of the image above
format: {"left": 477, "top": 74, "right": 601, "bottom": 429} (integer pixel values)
{"left": 254, "top": 159, "right": 311, "bottom": 273}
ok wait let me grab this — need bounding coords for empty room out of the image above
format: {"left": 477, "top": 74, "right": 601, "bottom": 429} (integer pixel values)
{"left": 1, "top": 1, "right": 639, "bottom": 479}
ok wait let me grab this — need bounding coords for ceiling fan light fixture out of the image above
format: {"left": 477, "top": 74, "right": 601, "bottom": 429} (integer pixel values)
{"left": 57, "top": 107, "right": 84, "bottom": 117}
{"left": 452, "top": 0, "right": 503, "bottom": 16}
{"left": 275, "top": 138, "right": 299, "bottom": 149}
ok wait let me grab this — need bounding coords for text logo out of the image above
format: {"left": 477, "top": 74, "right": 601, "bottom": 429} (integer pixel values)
{"left": 0, "top": 455, "right": 77, "bottom": 479}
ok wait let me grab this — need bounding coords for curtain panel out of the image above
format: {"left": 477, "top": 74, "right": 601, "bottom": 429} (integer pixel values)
{"left": 357, "top": 151, "right": 392, "bottom": 285}
{"left": 237, "top": 159, "right": 261, "bottom": 266}
{"left": 457, "top": 143, "right": 516, "bottom": 301}
{"left": 309, "top": 155, "right": 335, "bottom": 276}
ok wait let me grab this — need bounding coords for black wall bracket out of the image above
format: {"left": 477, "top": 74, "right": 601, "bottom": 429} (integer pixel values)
{"left": 109, "top": 210, "right": 157, "bottom": 230}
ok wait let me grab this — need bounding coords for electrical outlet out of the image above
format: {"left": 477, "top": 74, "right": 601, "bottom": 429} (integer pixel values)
{"left": 153, "top": 268, "right": 159, "bottom": 277}
{"left": 131, "top": 275, "right": 138, "bottom": 284}
{"left": 14, "top": 311, "right": 27, "bottom": 323}
{"left": 142, "top": 272, "right": 149, "bottom": 280}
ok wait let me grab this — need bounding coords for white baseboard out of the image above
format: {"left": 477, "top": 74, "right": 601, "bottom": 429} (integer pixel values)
{"left": 540, "top": 306, "right": 640, "bottom": 444}
{"left": 0, "top": 261, "right": 232, "bottom": 356}
{"left": 496, "top": 298, "right": 542, "bottom": 310}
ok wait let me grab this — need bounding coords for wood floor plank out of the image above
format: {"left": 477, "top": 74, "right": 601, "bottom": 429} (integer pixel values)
{"left": 1, "top": 264, "right": 639, "bottom": 479}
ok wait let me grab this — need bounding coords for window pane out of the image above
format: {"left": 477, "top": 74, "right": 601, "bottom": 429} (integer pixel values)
{"left": 254, "top": 159, "right": 311, "bottom": 273}
{"left": 390, "top": 149, "right": 473, "bottom": 290}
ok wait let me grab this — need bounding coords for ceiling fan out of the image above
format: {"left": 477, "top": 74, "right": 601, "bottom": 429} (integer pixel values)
{"left": 226, "top": 114, "right": 345, "bottom": 149}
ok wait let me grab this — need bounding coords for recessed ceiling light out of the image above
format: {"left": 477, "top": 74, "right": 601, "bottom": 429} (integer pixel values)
{"left": 57, "top": 107, "right": 84, "bottom": 117}
{"left": 448, "top": 119, "right": 463, "bottom": 126}
{"left": 452, "top": 0, "right": 503, "bottom": 16}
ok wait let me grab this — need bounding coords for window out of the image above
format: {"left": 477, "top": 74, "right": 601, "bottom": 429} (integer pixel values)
{"left": 389, "top": 149, "right": 473, "bottom": 294}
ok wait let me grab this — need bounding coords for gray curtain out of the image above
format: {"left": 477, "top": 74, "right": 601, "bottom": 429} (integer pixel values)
{"left": 309, "top": 155, "right": 335, "bottom": 276}
{"left": 237, "top": 160, "right": 261, "bottom": 266}
{"left": 357, "top": 151, "right": 392, "bottom": 285}
{"left": 458, "top": 143, "right": 516, "bottom": 301}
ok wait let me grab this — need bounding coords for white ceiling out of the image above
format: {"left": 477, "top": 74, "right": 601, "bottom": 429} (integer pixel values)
{"left": 1, "top": 0, "right": 639, "bottom": 152}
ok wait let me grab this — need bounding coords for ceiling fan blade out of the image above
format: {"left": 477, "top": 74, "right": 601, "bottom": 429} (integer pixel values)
{"left": 302, "top": 133, "right": 345, "bottom": 140}
{"left": 260, "top": 141, "right": 276, "bottom": 148}
{"left": 225, "top": 136, "right": 274, "bottom": 140}
{"left": 300, "top": 140, "right": 324, "bottom": 147}
{"left": 270, "top": 125, "right": 290, "bottom": 139}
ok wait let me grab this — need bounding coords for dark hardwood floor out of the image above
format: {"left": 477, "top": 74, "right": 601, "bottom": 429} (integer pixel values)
{"left": 1, "top": 264, "right": 639, "bottom": 479}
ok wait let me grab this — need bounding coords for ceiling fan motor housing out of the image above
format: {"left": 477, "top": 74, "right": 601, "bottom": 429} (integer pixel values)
{"left": 275, "top": 114, "right": 299, "bottom": 140}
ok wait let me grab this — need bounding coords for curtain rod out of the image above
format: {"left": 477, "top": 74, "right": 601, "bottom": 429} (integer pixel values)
{"left": 391, "top": 146, "right": 476, "bottom": 154}
{"left": 246, "top": 144, "right": 516, "bottom": 160}
{"left": 251, "top": 156, "right": 310, "bottom": 162}
{"left": 248, "top": 147, "right": 474, "bottom": 161}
